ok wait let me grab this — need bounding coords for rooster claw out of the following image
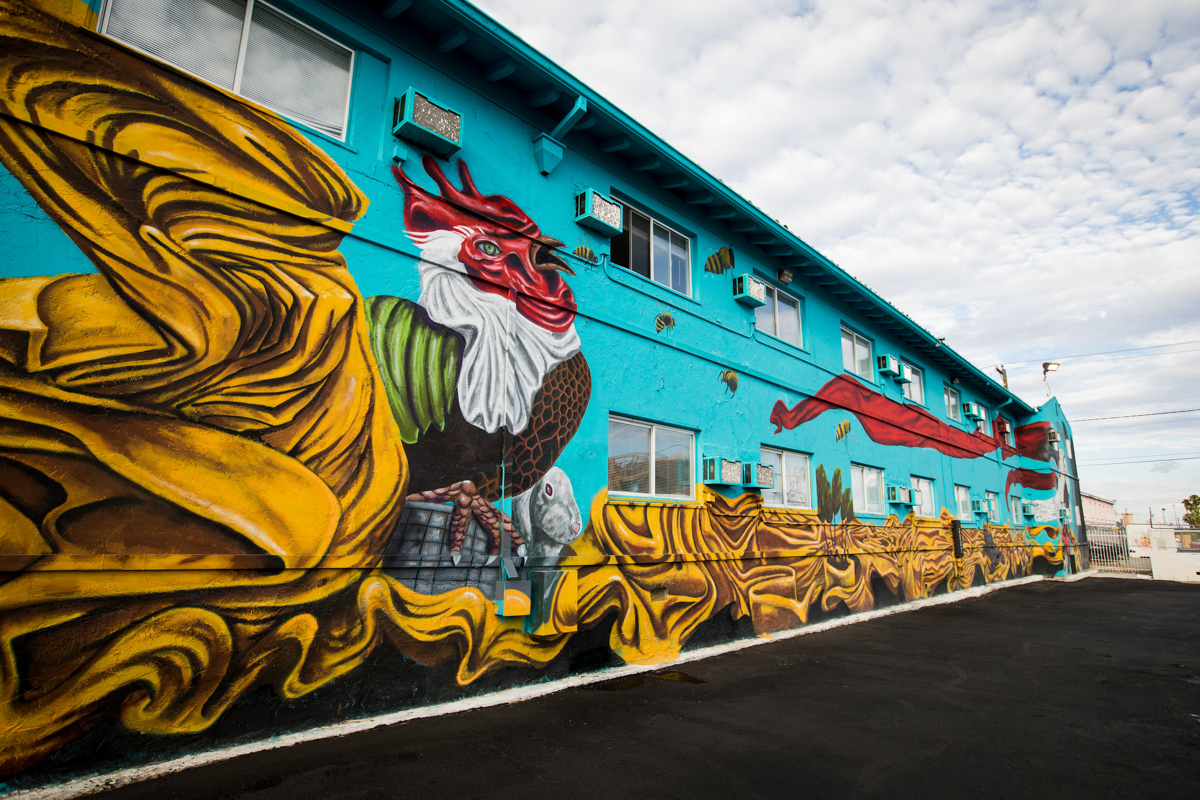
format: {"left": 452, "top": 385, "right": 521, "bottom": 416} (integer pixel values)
{"left": 485, "top": 554, "right": 498, "bottom": 567}
{"left": 451, "top": 551, "right": 461, "bottom": 566}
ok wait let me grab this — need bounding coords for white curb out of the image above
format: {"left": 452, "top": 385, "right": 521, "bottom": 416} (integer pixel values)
{"left": 5, "top": 571, "right": 1087, "bottom": 799}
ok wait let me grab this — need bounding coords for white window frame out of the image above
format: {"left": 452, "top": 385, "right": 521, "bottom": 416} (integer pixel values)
{"left": 911, "top": 476, "right": 936, "bottom": 518}
{"left": 611, "top": 206, "right": 692, "bottom": 296}
{"left": 841, "top": 327, "right": 874, "bottom": 381}
{"left": 99, "top": 0, "right": 355, "bottom": 141}
{"left": 755, "top": 286, "right": 803, "bottom": 348}
{"left": 851, "top": 463, "right": 884, "bottom": 515}
{"left": 985, "top": 491, "right": 1000, "bottom": 523}
{"left": 901, "top": 362, "right": 924, "bottom": 405}
{"left": 607, "top": 415, "right": 694, "bottom": 500}
{"left": 760, "top": 447, "right": 812, "bottom": 509}
{"left": 975, "top": 406, "right": 990, "bottom": 435}
{"left": 955, "top": 485, "right": 972, "bottom": 520}
{"left": 944, "top": 385, "right": 962, "bottom": 422}
{"left": 1010, "top": 495, "right": 1023, "bottom": 526}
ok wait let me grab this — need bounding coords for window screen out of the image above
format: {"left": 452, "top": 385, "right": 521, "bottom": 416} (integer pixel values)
{"left": 106, "top": 0, "right": 247, "bottom": 89}
{"left": 911, "top": 476, "right": 935, "bottom": 517}
{"left": 851, "top": 464, "right": 883, "bottom": 515}
{"left": 760, "top": 448, "right": 811, "bottom": 508}
{"left": 608, "top": 417, "right": 693, "bottom": 499}
{"left": 103, "top": 0, "right": 354, "bottom": 139}
{"left": 240, "top": 3, "right": 354, "bottom": 137}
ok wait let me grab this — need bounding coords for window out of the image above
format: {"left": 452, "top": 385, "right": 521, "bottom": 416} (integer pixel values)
{"left": 1010, "top": 496, "right": 1023, "bottom": 525}
{"left": 955, "top": 485, "right": 972, "bottom": 520}
{"left": 902, "top": 363, "right": 924, "bottom": 404}
{"left": 986, "top": 491, "right": 1000, "bottom": 523}
{"left": 975, "top": 406, "right": 989, "bottom": 435}
{"left": 760, "top": 448, "right": 811, "bottom": 508}
{"left": 911, "top": 476, "right": 935, "bottom": 517}
{"left": 944, "top": 385, "right": 962, "bottom": 422}
{"left": 101, "top": 0, "right": 355, "bottom": 139}
{"left": 610, "top": 207, "right": 690, "bottom": 295}
{"left": 851, "top": 464, "right": 884, "bottom": 515}
{"left": 841, "top": 328, "right": 873, "bottom": 381}
{"left": 755, "top": 287, "right": 802, "bottom": 347}
{"left": 608, "top": 416, "right": 693, "bottom": 499}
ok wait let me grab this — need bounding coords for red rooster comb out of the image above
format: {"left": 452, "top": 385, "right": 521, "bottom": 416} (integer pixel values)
{"left": 392, "top": 156, "right": 539, "bottom": 237}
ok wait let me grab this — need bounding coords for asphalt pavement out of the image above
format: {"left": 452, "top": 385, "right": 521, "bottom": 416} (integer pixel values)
{"left": 98, "top": 576, "right": 1200, "bottom": 800}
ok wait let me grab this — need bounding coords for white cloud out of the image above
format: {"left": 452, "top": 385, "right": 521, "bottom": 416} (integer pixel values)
{"left": 477, "top": 0, "right": 1200, "bottom": 516}
{"left": 1150, "top": 460, "right": 1182, "bottom": 473}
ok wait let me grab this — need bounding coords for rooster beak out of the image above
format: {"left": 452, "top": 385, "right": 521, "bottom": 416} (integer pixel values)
{"left": 531, "top": 235, "right": 575, "bottom": 276}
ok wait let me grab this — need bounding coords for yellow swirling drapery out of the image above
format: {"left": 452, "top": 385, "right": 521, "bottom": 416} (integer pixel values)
{"left": 0, "top": 0, "right": 414, "bottom": 774}
{"left": 0, "top": 1, "right": 1055, "bottom": 778}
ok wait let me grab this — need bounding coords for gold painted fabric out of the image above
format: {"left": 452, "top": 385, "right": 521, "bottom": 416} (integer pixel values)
{"left": 0, "top": 0, "right": 407, "bottom": 773}
{"left": 0, "top": 1, "right": 1058, "bottom": 778}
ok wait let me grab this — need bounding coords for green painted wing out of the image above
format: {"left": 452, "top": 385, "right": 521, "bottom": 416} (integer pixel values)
{"left": 364, "top": 296, "right": 461, "bottom": 444}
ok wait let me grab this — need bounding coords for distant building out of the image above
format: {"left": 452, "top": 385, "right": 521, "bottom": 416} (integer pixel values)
{"left": 1081, "top": 492, "right": 1117, "bottom": 527}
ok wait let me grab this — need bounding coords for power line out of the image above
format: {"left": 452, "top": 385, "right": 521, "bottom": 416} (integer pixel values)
{"left": 1080, "top": 455, "right": 1200, "bottom": 467}
{"left": 1072, "top": 415, "right": 1200, "bottom": 431}
{"left": 1074, "top": 407, "right": 1200, "bottom": 422}
{"left": 986, "top": 338, "right": 1200, "bottom": 367}
{"left": 1078, "top": 449, "right": 1200, "bottom": 464}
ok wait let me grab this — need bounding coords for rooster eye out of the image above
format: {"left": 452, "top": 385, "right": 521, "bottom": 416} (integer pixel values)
{"left": 478, "top": 241, "right": 501, "bottom": 256}
{"left": 545, "top": 483, "right": 554, "bottom": 497}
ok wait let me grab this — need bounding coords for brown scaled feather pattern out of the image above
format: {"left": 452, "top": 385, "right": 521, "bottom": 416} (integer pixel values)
{"left": 473, "top": 352, "right": 592, "bottom": 501}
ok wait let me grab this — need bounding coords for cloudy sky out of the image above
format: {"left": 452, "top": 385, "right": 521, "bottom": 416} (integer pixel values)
{"left": 476, "top": 0, "right": 1200, "bottom": 522}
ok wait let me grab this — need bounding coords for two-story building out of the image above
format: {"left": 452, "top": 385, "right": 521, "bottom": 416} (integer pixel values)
{"left": 0, "top": 0, "right": 1085, "bottom": 787}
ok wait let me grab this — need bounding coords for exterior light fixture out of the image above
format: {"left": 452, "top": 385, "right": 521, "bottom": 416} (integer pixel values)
{"left": 1042, "top": 362, "right": 1060, "bottom": 396}
{"left": 777, "top": 268, "right": 794, "bottom": 285}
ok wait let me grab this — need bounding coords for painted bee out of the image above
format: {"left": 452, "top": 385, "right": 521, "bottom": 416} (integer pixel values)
{"left": 835, "top": 420, "right": 852, "bottom": 441}
{"left": 704, "top": 246, "right": 735, "bottom": 274}
{"left": 572, "top": 245, "right": 599, "bottom": 264}
{"left": 719, "top": 369, "right": 738, "bottom": 396}
{"left": 655, "top": 312, "right": 675, "bottom": 334}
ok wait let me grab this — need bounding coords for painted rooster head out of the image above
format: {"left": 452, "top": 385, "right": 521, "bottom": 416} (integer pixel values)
{"left": 393, "top": 156, "right": 576, "bottom": 333}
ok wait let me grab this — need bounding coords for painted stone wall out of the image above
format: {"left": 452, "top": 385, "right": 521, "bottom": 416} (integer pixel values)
{"left": 0, "top": 0, "right": 1083, "bottom": 790}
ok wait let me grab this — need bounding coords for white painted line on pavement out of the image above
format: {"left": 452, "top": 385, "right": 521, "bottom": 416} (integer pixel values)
{"left": 6, "top": 571, "right": 1089, "bottom": 800}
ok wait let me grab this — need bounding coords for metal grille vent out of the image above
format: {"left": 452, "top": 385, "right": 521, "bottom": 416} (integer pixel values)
{"left": 590, "top": 193, "right": 622, "bottom": 230}
{"left": 412, "top": 93, "right": 461, "bottom": 143}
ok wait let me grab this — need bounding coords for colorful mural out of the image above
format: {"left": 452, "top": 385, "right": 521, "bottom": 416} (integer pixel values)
{"left": 0, "top": 0, "right": 1079, "bottom": 787}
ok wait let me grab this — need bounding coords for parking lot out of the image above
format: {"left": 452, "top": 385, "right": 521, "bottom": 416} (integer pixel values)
{"left": 96, "top": 576, "right": 1200, "bottom": 800}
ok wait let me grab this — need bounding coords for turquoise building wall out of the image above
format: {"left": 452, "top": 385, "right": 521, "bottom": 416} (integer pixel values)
{"left": 0, "top": 0, "right": 1084, "bottom": 790}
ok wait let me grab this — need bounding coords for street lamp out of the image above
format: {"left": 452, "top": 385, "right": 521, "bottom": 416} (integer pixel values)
{"left": 1042, "top": 362, "right": 1060, "bottom": 396}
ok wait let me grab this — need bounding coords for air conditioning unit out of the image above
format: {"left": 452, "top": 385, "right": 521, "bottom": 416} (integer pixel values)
{"left": 896, "top": 363, "right": 913, "bottom": 384}
{"left": 887, "top": 485, "right": 913, "bottom": 504}
{"left": 732, "top": 274, "right": 767, "bottom": 307}
{"left": 997, "top": 419, "right": 1012, "bottom": 434}
{"left": 962, "top": 402, "right": 982, "bottom": 418}
{"left": 1021, "top": 501, "right": 1033, "bottom": 516}
{"left": 574, "top": 189, "right": 623, "bottom": 237}
{"left": 393, "top": 88, "right": 462, "bottom": 156}
{"left": 702, "top": 457, "right": 742, "bottom": 485}
{"left": 876, "top": 355, "right": 900, "bottom": 377}
{"left": 743, "top": 461, "right": 775, "bottom": 489}
{"left": 971, "top": 499, "right": 987, "bottom": 514}
{"left": 1046, "top": 430, "right": 1061, "bottom": 443}
{"left": 1058, "top": 507, "right": 1071, "bottom": 521}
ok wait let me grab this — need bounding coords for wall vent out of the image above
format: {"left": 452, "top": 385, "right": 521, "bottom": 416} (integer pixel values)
{"left": 732, "top": 274, "right": 767, "bottom": 307}
{"left": 574, "top": 189, "right": 623, "bottom": 236}
{"left": 702, "top": 457, "right": 742, "bottom": 485}
{"left": 742, "top": 461, "right": 775, "bottom": 489}
{"left": 393, "top": 88, "right": 462, "bottom": 156}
